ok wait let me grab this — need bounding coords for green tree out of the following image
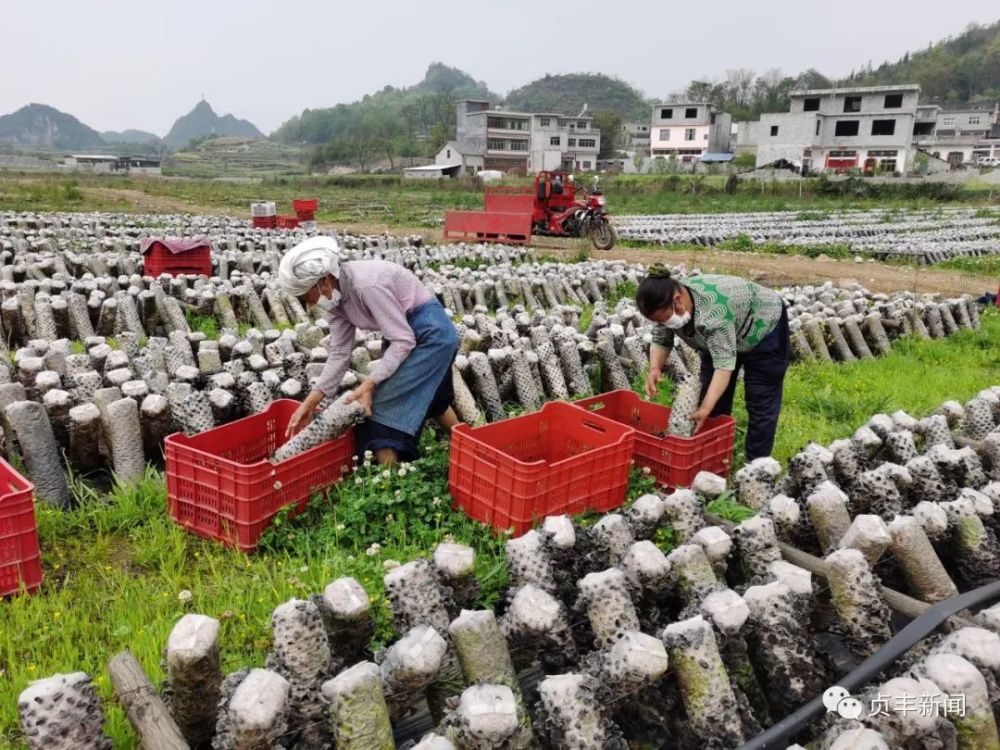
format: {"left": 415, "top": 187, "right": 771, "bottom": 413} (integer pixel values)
{"left": 592, "top": 110, "right": 623, "bottom": 159}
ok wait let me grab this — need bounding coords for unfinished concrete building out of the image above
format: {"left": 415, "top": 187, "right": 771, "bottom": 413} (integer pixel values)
{"left": 737, "top": 84, "right": 921, "bottom": 174}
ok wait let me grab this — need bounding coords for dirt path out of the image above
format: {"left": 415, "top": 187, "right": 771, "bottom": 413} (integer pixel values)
{"left": 69, "top": 194, "right": 993, "bottom": 297}
{"left": 380, "top": 227, "right": 993, "bottom": 297}
{"left": 80, "top": 187, "right": 226, "bottom": 215}
{"left": 518, "top": 242, "right": 994, "bottom": 297}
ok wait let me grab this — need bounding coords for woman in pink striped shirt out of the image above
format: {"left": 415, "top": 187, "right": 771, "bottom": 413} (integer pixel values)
{"left": 278, "top": 237, "right": 460, "bottom": 465}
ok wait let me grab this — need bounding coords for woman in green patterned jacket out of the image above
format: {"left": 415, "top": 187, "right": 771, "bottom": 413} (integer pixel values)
{"left": 636, "top": 266, "right": 790, "bottom": 461}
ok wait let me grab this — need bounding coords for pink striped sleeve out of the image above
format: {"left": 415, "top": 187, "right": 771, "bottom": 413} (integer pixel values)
{"left": 313, "top": 313, "right": 355, "bottom": 396}
{"left": 359, "top": 285, "right": 416, "bottom": 385}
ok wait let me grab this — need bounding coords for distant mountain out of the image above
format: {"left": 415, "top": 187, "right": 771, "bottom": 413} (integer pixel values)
{"left": 273, "top": 62, "right": 498, "bottom": 146}
{"left": 848, "top": 20, "right": 1000, "bottom": 105}
{"left": 505, "top": 73, "right": 651, "bottom": 122}
{"left": 416, "top": 62, "right": 497, "bottom": 98}
{"left": 0, "top": 103, "right": 105, "bottom": 150}
{"left": 163, "top": 100, "right": 263, "bottom": 149}
{"left": 102, "top": 128, "right": 162, "bottom": 145}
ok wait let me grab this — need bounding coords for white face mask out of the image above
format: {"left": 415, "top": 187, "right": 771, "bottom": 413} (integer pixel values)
{"left": 662, "top": 310, "right": 691, "bottom": 329}
{"left": 317, "top": 289, "right": 341, "bottom": 311}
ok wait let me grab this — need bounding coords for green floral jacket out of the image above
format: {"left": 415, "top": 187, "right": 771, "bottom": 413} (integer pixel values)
{"left": 650, "top": 274, "right": 783, "bottom": 370}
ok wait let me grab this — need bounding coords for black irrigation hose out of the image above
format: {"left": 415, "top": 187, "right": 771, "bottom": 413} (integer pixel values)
{"left": 736, "top": 579, "right": 1000, "bottom": 750}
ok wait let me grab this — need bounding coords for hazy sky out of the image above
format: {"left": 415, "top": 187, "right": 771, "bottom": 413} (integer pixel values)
{"left": 3, "top": 1, "right": 995, "bottom": 136}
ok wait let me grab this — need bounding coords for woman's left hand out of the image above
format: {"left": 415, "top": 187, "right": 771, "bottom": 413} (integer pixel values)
{"left": 344, "top": 379, "right": 375, "bottom": 416}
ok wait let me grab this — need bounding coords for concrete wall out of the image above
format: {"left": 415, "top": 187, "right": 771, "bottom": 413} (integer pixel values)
{"left": 789, "top": 88, "right": 920, "bottom": 116}
{"left": 817, "top": 112, "right": 915, "bottom": 152}
{"left": 708, "top": 113, "right": 733, "bottom": 153}
{"left": 935, "top": 109, "right": 996, "bottom": 135}
{"left": 459, "top": 113, "right": 488, "bottom": 157}
{"left": 742, "top": 111, "right": 915, "bottom": 172}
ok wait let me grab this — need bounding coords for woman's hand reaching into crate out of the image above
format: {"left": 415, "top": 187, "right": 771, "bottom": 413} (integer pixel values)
{"left": 343, "top": 379, "right": 375, "bottom": 417}
{"left": 286, "top": 390, "right": 325, "bottom": 439}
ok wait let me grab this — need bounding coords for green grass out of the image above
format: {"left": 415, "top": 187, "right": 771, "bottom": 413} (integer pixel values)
{"left": 756, "top": 310, "right": 1000, "bottom": 464}
{"left": 0, "top": 312, "right": 997, "bottom": 747}
{"left": 0, "top": 430, "right": 653, "bottom": 748}
{"left": 630, "top": 311, "right": 999, "bottom": 470}
{"left": 935, "top": 255, "right": 1000, "bottom": 277}
{"left": 185, "top": 310, "right": 220, "bottom": 340}
{"left": 577, "top": 280, "right": 636, "bottom": 333}
{"left": 1, "top": 172, "right": 996, "bottom": 230}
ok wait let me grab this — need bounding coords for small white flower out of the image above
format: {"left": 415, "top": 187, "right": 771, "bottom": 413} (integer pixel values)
{"left": 364, "top": 450, "right": 374, "bottom": 459}
{"left": 354, "top": 477, "right": 363, "bottom": 485}
{"left": 641, "top": 466, "right": 652, "bottom": 475}
{"left": 381, "top": 469, "right": 391, "bottom": 479}
{"left": 397, "top": 468, "right": 407, "bottom": 477}
{"left": 299, "top": 565, "right": 308, "bottom": 573}
{"left": 335, "top": 523, "right": 346, "bottom": 531}
{"left": 365, "top": 543, "right": 382, "bottom": 557}
{"left": 177, "top": 589, "right": 193, "bottom": 604}
{"left": 385, "top": 514, "right": 395, "bottom": 522}
{"left": 383, "top": 559, "right": 401, "bottom": 571}
{"left": 394, "top": 490, "right": 401, "bottom": 497}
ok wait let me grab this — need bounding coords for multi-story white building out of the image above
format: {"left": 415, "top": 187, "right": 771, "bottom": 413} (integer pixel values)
{"left": 913, "top": 104, "right": 999, "bottom": 166}
{"left": 450, "top": 100, "right": 601, "bottom": 174}
{"left": 528, "top": 113, "right": 600, "bottom": 172}
{"left": 737, "top": 85, "right": 921, "bottom": 173}
{"left": 650, "top": 103, "right": 732, "bottom": 162}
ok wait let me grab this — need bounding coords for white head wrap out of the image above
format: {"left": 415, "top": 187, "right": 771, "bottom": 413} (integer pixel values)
{"left": 277, "top": 236, "right": 341, "bottom": 296}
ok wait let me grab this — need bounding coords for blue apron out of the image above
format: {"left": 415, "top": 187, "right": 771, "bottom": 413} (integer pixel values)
{"left": 355, "top": 299, "right": 458, "bottom": 459}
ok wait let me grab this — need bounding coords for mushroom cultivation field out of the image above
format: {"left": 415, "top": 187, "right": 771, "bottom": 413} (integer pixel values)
{"left": 1, "top": 209, "right": 999, "bottom": 750}
{"left": 616, "top": 207, "right": 1000, "bottom": 265}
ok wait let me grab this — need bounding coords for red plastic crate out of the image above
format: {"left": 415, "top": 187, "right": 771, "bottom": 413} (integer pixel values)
{"left": 275, "top": 215, "right": 300, "bottom": 229}
{"left": 143, "top": 241, "right": 211, "bottom": 278}
{"left": 574, "top": 390, "right": 736, "bottom": 489}
{"left": 295, "top": 210, "right": 316, "bottom": 221}
{"left": 0, "top": 458, "right": 42, "bottom": 597}
{"left": 164, "top": 400, "right": 354, "bottom": 551}
{"left": 448, "top": 401, "right": 635, "bottom": 535}
{"left": 292, "top": 198, "right": 318, "bottom": 213}
{"left": 252, "top": 215, "right": 277, "bottom": 229}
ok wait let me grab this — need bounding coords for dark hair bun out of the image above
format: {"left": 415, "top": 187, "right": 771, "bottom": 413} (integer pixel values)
{"left": 646, "top": 264, "right": 673, "bottom": 279}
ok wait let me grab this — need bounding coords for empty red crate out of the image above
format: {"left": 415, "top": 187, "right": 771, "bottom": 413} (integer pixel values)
{"left": 574, "top": 390, "right": 736, "bottom": 489}
{"left": 164, "top": 400, "right": 354, "bottom": 551}
{"left": 293, "top": 198, "right": 318, "bottom": 213}
{"left": 448, "top": 401, "right": 635, "bottom": 535}
{"left": 253, "top": 215, "right": 278, "bottom": 229}
{"left": 142, "top": 239, "right": 212, "bottom": 278}
{"left": 0, "top": 458, "right": 42, "bottom": 597}
{"left": 276, "top": 215, "right": 300, "bottom": 229}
